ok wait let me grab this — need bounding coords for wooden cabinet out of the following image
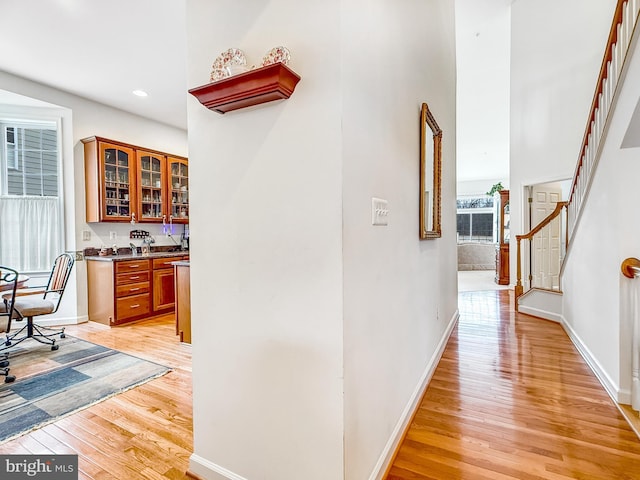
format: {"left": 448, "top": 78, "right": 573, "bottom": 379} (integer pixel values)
{"left": 83, "top": 136, "right": 188, "bottom": 224}
{"left": 167, "top": 156, "right": 189, "bottom": 224}
{"left": 87, "top": 254, "right": 188, "bottom": 326}
{"left": 137, "top": 150, "right": 166, "bottom": 222}
{"left": 84, "top": 139, "right": 136, "bottom": 222}
{"left": 152, "top": 257, "right": 186, "bottom": 312}
{"left": 88, "top": 259, "right": 151, "bottom": 326}
{"left": 495, "top": 189, "right": 510, "bottom": 285}
{"left": 174, "top": 262, "right": 191, "bottom": 343}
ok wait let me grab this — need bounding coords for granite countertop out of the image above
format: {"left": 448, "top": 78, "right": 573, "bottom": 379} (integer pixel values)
{"left": 85, "top": 250, "right": 189, "bottom": 262}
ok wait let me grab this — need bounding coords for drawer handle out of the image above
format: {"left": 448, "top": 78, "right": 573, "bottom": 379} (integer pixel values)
{"left": 130, "top": 304, "right": 140, "bottom": 309}
{"left": 129, "top": 287, "right": 140, "bottom": 292}
{"left": 128, "top": 264, "right": 140, "bottom": 268}
{"left": 130, "top": 276, "right": 140, "bottom": 279}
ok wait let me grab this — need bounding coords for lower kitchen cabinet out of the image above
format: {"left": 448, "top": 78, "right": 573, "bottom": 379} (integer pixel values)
{"left": 87, "top": 254, "right": 188, "bottom": 326}
{"left": 152, "top": 257, "right": 179, "bottom": 311}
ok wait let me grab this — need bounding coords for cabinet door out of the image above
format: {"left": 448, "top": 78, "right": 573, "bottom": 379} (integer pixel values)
{"left": 136, "top": 150, "right": 166, "bottom": 222}
{"left": 167, "top": 156, "right": 189, "bottom": 224}
{"left": 100, "top": 142, "right": 136, "bottom": 222}
{"left": 153, "top": 268, "right": 176, "bottom": 312}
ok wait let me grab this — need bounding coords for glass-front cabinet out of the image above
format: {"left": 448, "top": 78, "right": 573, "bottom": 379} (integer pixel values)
{"left": 137, "top": 150, "right": 165, "bottom": 222}
{"left": 103, "top": 144, "right": 134, "bottom": 219}
{"left": 168, "top": 156, "right": 189, "bottom": 224}
{"left": 83, "top": 137, "right": 188, "bottom": 225}
{"left": 83, "top": 138, "right": 137, "bottom": 222}
{"left": 494, "top": 189, "right": 510, "bottom": 285}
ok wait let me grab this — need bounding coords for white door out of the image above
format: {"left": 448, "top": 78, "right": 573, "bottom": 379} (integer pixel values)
{"left": 530, "top": 184, "right": 563, "bottom": 289}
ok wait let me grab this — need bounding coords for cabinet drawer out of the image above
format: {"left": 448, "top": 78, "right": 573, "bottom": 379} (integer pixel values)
{"left": 152, "top": 257, "right": 180, "bottom": 269}
{"left": 115, "top": 259, "right": 150, "bottom": 274}
{"left": 116, "top": 281, "right": 150, "bottom": 298}
{"left": 116, "top": 293, "right": 150, "bottom": 320}
{"left": 116, "top": 270, "right": 150, "bottom": 285}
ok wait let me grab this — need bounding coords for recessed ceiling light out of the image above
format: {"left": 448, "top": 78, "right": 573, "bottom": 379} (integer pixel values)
{"left": 132, "top": 89, "right": 148, "bottom": 97}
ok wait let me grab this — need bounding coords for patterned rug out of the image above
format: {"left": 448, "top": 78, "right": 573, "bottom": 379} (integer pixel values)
{"left": 0, "top": 335, "right": 170, "bottom": 443}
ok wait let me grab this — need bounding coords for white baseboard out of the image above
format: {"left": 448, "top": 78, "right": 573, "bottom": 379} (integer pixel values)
{"left": 188, "top": 310, "right": 461, "bottom": 480}
{"left": 188, "top": 454, "right": 249, "bottom": 480}
{"left": 560, "top": 316, "right": 626, "bottom": 403}
{"left": 9, "top": 314, "right": 88, "bottom": 331}
{"left": 368, "top": 309, "right": 460, "bottom": 480}
{"left": 518, "top": 304, "right": 562, "bottom": 323}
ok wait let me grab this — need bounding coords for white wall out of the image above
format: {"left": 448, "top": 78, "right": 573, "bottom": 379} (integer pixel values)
{"left": 457, "top": 178, "right": 508, "bottom": 197}
{"left": 455, "top": 0, "right": 510, "bottom": 185}
{"left": 186, "top": 1, "right": 344, "bottom": 478}
{"left": 185, "top": 0, "right": 457, "bottom": 479}
{"left": 341, "top": 1, "right": 457, "bottom": 479}
{"left": 0, "top": 71, "right": 187, "bottom": 324}
{"left": 509, "top": 0, "right": 616, "bottom": 285}
{"left": 562, "top": 28, "right": 640, "bottom": 403}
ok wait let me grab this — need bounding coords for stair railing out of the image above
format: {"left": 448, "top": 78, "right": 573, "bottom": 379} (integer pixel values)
{"left": 515, "top": 202, "right": 568, "bottom": 302}
{"left": 516, "top": 0, "right": 639, "bottom": 308}
{"left": 567, "top": 0, "right": 640, "bottom": 242}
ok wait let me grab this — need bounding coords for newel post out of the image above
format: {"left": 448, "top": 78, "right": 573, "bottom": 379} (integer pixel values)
{"left": 515, "top": 235, "right": 523, "bottom": 304}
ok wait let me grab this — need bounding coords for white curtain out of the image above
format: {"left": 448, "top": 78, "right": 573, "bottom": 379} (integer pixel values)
{"left": 0, "top": 196, "right": 61, "bottom": 273}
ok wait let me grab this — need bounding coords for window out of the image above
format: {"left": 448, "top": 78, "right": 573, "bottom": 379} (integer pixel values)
{"left": 456, "top": 195, "right": 494, "bottom": 243}
{"left": 0, "top": 121, "right": 63, "bottom": 273}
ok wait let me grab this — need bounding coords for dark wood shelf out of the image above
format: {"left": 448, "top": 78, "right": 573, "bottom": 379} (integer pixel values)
{"left": 188, "top": 62, "right": 301, "bottom": 114}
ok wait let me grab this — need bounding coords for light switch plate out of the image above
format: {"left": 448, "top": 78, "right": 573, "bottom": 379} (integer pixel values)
{"left": 82, "top": 230, "right": 91, "bottom": 241}
{"left": 372, "top": 197, "right": 389, "bottom": 226}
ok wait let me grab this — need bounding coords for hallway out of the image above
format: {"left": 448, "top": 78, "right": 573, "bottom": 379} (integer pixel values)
{"left": 387, "top": 290, "right": 640, "bottom": 479}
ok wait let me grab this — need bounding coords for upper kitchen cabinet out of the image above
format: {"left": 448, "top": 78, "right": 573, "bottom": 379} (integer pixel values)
{"left": 83, "top": 137, "right": 136, "bottom": 223}
{"left": 167, "top": 156, "right": 189, "bottom": 224}
{"left": 137, "top": 150, "right": 166, "bottom": 222}
{"left": 83, "top": 137, "right": 188, "bottom": 224}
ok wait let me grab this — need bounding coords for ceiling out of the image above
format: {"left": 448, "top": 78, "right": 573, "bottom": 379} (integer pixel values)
{"left": 0, "top": 0, "right": 519, "bottom": 186}
{"left": 0, "top": 0, "right": 188, "bottom": 130}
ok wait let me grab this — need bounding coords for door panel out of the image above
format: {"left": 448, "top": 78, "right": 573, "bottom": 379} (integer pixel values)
{"left": 530, "top": 186, "right": 563, "bottom": 289}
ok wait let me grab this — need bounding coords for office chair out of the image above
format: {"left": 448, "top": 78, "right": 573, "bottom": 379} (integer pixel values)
{"left": 0, "top": 267, "right": 18, "bottom": 382}
{"left": 2, "top": 253, "right": 74, "bottom": 352}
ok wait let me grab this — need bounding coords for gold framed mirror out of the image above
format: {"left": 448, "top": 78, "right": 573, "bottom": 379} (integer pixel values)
{"left": 419, "top": 102, "right": 442, "bottom": 239}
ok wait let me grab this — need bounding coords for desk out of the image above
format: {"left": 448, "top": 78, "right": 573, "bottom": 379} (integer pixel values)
{"left": 0, "top": 274, "right": 29, "bottom": 292}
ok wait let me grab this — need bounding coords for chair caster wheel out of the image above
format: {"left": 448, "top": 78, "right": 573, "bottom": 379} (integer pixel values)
{"left": 61, "top": 333, "right": 66, "bottom": 339}
{"left": 4, "top": 375, "right": 15, "bottom": 383}
{"left": 0, "top": 360, "right": 8, "bottom": 368}
{"left": 51, "top": 345, "right": 59, "bottom": 351}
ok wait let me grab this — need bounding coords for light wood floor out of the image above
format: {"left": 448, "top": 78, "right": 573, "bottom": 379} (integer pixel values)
{"left": 1, "top": 291, "right": 639, "bottom": 480}
{"left": 387, "top": 290, "right": 640, "bottom": 480}
{"left": 0, "top": 314, "right": 193, "bottom": 480}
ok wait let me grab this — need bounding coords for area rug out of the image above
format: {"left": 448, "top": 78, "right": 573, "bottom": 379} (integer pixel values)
{"left": 0, "top": 335, "right": 170, "bottom": 443}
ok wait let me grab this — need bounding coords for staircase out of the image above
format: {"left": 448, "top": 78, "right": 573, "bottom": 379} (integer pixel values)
{"left": 516, "top": 0, "right": 640, "bottom": 319}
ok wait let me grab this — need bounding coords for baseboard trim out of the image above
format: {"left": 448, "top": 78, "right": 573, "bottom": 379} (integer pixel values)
{"left": 9, "top": 314, "right": 89, "bottom": 331}
{"left": 518, "top": 304, "right": 562, "bottom": 323}
{"left": 187, "top": 310, "right": 460, "bottom": 480}
{"left": 188, "top": 454, "right": 249, "bottom": 480}
{"left": 372, "top": 309, "right": 460, "bottom": 480}
{"left": 560, "top": 315, "right": 624, "bottom": 403}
